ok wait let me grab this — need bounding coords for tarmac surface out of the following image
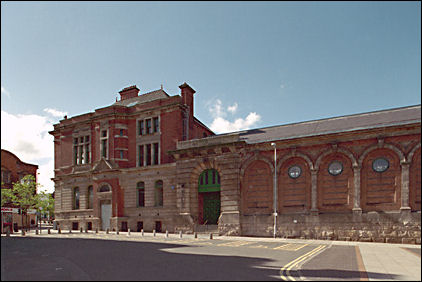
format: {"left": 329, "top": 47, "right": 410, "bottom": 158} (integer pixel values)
{"left": 1, "top": 228, "right": 420, "bottom": 281}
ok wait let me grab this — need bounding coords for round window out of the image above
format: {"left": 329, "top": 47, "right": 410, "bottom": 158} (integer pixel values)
{"left": 328, "top": 161, "right": 343, "bottom": 176}
{"left": 372, "top": 158, "right": 389, "bottom": 173}
{"left": 288, "top": 165, "right": 302, "bottom": 179}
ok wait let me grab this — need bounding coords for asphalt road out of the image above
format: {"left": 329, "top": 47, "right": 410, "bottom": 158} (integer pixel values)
{"left": 0, "top": 235, "right": 404, "bottom": 281}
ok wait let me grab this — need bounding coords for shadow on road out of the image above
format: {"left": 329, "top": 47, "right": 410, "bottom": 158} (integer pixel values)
{"left": 292, "top": 268, "right": 400, "bottom": 281}
{"left": 2, "top": 237, "right": 280, "bottom": 281}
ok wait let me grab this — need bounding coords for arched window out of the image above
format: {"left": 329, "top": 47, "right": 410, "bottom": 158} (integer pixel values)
{"left": 154, "top": 180, "right": 163, "bottom": 207}
{"left": 137, "top": 181, "right": 145, "bottom": 207}
{"left": 199, "top": 169, "right": 220, "bottom": 188}
{"left": 73, "top": 187, "right": 80, "bottom": 210}
{"left": 99, "top": 185, "right": 111, "bottom": 192}
{"left": 87, "top": 186, "right": 93, "bottom": 209}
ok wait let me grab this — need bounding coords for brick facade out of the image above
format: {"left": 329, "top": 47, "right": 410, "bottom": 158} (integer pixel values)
{"left": 1, "top": 149, "right": 38, "bottom": 231}
{"left": 171, "top": 105, "right": 421, "bottom": 244}
{"left": 49, "top": 83, "right": 213, "bottom": 232}
{"left": 50, "top": 82, "right": 421, "bottom": 244}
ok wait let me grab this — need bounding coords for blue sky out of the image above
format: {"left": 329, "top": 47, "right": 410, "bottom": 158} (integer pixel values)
{"left": 1, "top": 1, "right": 421, "bottom": 193}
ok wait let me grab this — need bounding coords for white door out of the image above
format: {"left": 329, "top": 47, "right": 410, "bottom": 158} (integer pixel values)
{"left": 101, "top": 203, "right": 112, "bottom": 231}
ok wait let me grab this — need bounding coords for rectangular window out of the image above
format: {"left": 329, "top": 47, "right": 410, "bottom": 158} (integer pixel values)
{"left": 79, "top": 145, "right": 84, "bottom": 164}
{"left": 146, "top": 119, "right": 152, "bottom": 135}
{"left": 120, "top": 150, "right": 124, "bottom": 159}
{"left": 101, "top": 140, "right": 107, "bottom": 158}
{"left": 74, "top": 145, "right": 78, "bottom": 165}
{"left": 139, "top": 120, "right": 144, "bottom": 136}
{"left": 153, "top": 143, "right": 159, "bottom": 165}
{"left": 138, "top": 145, "right": 144, "bottom": 167}
{"left": 73, "top": 187, "right": 80, "bottom": 210}
{"left": 73, "top": 135, "right": 91, "bottom": 165}
{"left": 146, "top": 144, "right": 152, "bottom": 166}
{"left": 120, "top": 129, "right": 124, "bottom": 136}
{"left": 153, "top": 117, "right": 159, "bottom": 133}
{"left": 137, "top": 185, "right": 145, "bottom": 207}
{"left": 85, "top": 144, "right": 90, "bottom": 163}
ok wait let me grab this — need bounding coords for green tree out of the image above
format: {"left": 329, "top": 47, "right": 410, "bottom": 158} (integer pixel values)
{"left": 8, "top": 175, "right": 40, "bottom": 230}
{"left": 1, "top": 184, "right": 14, "bottom": 207}
{"left": 35, "top": 191, "right": 55, "bottom": 221}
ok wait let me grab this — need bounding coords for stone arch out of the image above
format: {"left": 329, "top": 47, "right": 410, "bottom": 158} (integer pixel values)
{"left": 98, "top": 182, "right": 112, "bottom": 193}
{"left": 315, "top": 146, "right": 357, "bottom": 170}
{"left": 407, "top": 142, "right": 421, "bottom": 162}
{"left": 188, "top": 159, "right": 222, "bottom": 225}
{"left": 358, "top": 142, "right": 405, "bottom": 167}
{"left": 190, "top": 158, "right": 223, "bottom": 184}
{"left": 277, "top": 153, "right": 312, "bottom": 213}
{"left": 316, "top": 149, "right": 355, "bottom": 211}
{"left": 409, "top": 143, "right": 421, "bottom": 211}
{"left": 241, "top": 158, "right": 274, "bottom": 215}
{"left": 276, "top": 151, "right": 314, "bottom": 172}
{"left": 240, "top": 153, "right": 274, "bottom": 179}
{"left": 360, "top": 146, "right": 402, "bottom": 211}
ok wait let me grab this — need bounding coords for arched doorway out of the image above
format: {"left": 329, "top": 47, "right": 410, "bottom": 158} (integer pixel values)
{"left": 198, "top": 169, "right": 221, "bottom": 225}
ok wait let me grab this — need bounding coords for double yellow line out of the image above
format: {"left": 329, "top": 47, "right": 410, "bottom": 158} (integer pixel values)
{"left": 280, "top": 245, "right": 326, "bottom": 281}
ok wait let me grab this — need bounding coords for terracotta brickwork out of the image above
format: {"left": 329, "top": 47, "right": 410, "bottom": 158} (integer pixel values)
{"left": 50, "top": 82, "right": 420, "bottom": 244}
{"left": 278, "top": 156, "right": 311, "bottom": 213}
{"left": 1, "top": 149, "right": 38, "bottom": 231}
{"left": 50, "top": 83, "right": 213, "bottom": 231}
{"left": 242, "top": 160, "right": 273, "bottom": 215}
{"left": 172, "top": 105, "right": 421, "bottom": 243}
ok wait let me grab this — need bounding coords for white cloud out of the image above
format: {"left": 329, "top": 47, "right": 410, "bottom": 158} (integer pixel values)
{"left": 209, "top": 99, "right": 226, "bottom": 119}
{"left": 208, "top": 100, "right": 261, "bottom": 134}
{"left": 44, "top": 108, "right": 68, "bottom": 118}
{"left": 1, "top": 86, "right": 11, "bottom": 98}
{"left": 227, "top": 103, "right": 238, "bottom": 114}
{"left": 1, "top": 110, "right": 62, "bottom": 193}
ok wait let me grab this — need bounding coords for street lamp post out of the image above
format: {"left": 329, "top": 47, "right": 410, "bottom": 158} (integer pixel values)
{"left": 271, "top": 142, "right": 277, "bottom": 238}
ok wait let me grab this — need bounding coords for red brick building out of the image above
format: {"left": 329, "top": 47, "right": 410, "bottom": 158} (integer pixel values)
{"left": 1, "top": 149, "right": 38, "bottom": 231}
{"left": 50, "top": 83, "right": 421, "bottom": 243}
{"left": 49, "top": 83, "right": 213, "bottom": 232}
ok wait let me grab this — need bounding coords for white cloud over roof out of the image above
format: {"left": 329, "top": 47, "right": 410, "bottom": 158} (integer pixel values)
{"left": 208, "top": 99, "right": 261, "bottom": 134}
{"left": 1, "top": 109, "right": 64, "bottom": 193}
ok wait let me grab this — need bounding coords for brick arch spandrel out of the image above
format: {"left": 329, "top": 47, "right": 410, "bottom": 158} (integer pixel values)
{"left": 240, "top": 154, "right": 274, "bottom": 179}
{"left": 315, "top": 147, "right": 357, "bottom": 171}
{"left": 317, "top": 152, "right": 354, "bottom": 212}
{"left": 189, "top": 159, "right": 223, "bottom": 184}
{"left": 361, "top": 148, "right": 401, "bottom": 211}
{"left": 409, "top": 145, "right": 421, "bottom": 211}
{"left": 358, "top": 143, "right": 405, "bottom": 167}
{"left": 278, "top": 156, "right": 312, "bottom": 213}
{"left": 241, "top": 160, "right": 273, "bottom": 215}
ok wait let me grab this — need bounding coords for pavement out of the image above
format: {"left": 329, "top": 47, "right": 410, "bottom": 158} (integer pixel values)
{"left": 2, "top": 229, "right": 421, "bottom": 281}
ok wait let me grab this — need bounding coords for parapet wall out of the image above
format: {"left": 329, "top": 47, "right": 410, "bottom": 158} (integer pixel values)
{"left": 239, "top": 211, "right": 421, "bottom": 244}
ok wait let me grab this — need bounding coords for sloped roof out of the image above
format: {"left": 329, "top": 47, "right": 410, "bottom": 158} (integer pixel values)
{"left": 238, "top": 105, "right": 421, "bottom": 144}
{"left": 113, "top": 89, "right": 170, "bottom": 107}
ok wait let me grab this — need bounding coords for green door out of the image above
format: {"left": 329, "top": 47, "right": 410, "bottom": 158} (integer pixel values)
{"left": 203, "top": 192, "right": 220, "bottom": 225}
{"left": 199, "top": 169, "right": 221, "bottom": 225}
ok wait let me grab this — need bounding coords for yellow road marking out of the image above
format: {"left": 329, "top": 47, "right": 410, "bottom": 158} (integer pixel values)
{"left": 217, "top": 241, "right": 253, "bottom": 247}
{"left": 248, "top": 244, "right": 270, "bottom": 249}
{"left": 280, "top": 245, "right": 326, "bottom": 281}
{"left": 274, "top": 244, "right": 309, "bottom": 251}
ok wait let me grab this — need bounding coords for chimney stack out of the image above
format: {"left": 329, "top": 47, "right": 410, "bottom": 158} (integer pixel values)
{"left": 119, "top": 85, "right": 140, "bottom": 101}
{"left": 179, "top": 82, "right": 196, "bottom": 116}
